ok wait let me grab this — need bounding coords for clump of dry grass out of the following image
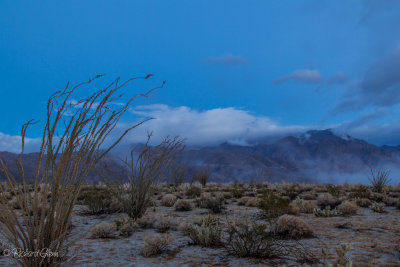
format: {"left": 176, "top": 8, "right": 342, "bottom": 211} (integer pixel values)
{"left": 141, "top": 233, "right": 173, "bottom": 257}
{"left": 275, "top": 215, "right": 314, "bottom": 240}
{"left": 90, "top": 222, "right": 117, "bottom": 239}
{"left": 338, "top": 201, "right": 358, "bottom": 216}
{"left": 174, "top": 199, "right": 192, "bottom": 211}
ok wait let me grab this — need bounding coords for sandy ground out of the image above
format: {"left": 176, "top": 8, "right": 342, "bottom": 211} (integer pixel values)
{"left": 1, "top": 198, "right": 399, "bottom": 267}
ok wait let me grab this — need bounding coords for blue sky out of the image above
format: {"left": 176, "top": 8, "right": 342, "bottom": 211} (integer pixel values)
{"left": 1, "top": 0, "right": 400, "bottom": 152}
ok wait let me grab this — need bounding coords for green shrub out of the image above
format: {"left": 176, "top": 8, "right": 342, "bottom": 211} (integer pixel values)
{"left": 186, "top": 186, "right": 202, "bottom": 198}
{"left": 230, "top": 186, "right": 245, "bottom": 198}
{"left": 283, "top": 185, "right": 300, "bottom": 200}
{"left": 326, "top": 184, "right": 343, "bottom": 198}
{"left": 226, "top": 220, "right": 279, "bottom": 258}
{"left": 258, "top": 189, "right": 290, "bottom": 226}
{"left": 348, "top": 184, "right": 371, "bottom": 199}
{"left": 197, "top": 196, "right": 225, "bottom": 213}
{"left": 80, "top": 186, "right": 114, "bottom": 215}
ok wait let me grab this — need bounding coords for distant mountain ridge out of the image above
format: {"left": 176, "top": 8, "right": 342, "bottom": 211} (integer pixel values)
{"left": 1, "top": 129, "right": 399, "bottom": 184}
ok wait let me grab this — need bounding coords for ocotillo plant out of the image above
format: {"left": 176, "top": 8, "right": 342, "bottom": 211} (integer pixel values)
{"left": 0, "top": 74, "right": 162, "bottom": 267}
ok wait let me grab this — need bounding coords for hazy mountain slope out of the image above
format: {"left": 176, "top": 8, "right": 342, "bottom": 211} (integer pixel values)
{"left": 1, "top": 129, "right": 399, "bottom": 184}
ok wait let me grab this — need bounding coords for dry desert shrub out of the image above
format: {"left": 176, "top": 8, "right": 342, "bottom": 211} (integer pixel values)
{"left": 79, "top": 186, "right": 114, "bottom": 215}
{"left": 370, "top": 202, "right": 387, "bottom": 213}
{"left": 317, "top": 193, "right": 341, "bottom": 208}
{"left": 196, "top": 194, "right": 225, "bottom": 213}
{"left": 383, "top": 196, "right": 397, "bottom": 206}
{"left": 275, "top": 215, "right": 314, "bottom": 240}
{"left": 355, "top": 198, "right": 372, "bottom": 207}
{"left": 226, "top": 219, "right": 283, "bottom": 258}
{"left": 194, "top": 166, "right": 211, "bottom": 187}
{"left": 300, "top": 192, "right": 317, "bottom": 200}
{"left": 174, "top": 199, "right": 192, "bottom": 211}
{"left": 186, "top": 214, "right": 221, "bottom": 247}
{"left": 287, "top": 202, "right": 300, "bottom": 215}
{"left": 338, "top": 201, "right": 358, "bottom": 216}
{"left": 100, "top": 135, "right": 184, "bottom": 221}
{"left": 161, "top": 193, "right": 178, "bottom": 207}
{"left": 299, "top": 200, "right": 318, "bottom": 213}
{"left": 245, "top": 197, "right": 260, "bottom": 207}
{"left": 90, "top": 222, "right": 117, "bottom": 239}
{"left": 154, "top": 215, "right": 177, "bottom": 233}
{"left": 137, "top": 215, "right": 154, "bottom": 229}
{"left": 258, "top": 189, "right": 290, "bottom": 226}
{"left": 186, "top": 186, "right": 202, "bottom": 198}
{"left": 115, "top": 217, "right": 136, "bottom": 237}
{"left": 141, "top": 233, "right": 173, "bottom": 257}
{"left": 368, "top": 167, "right": 391, "bottom": 193}
{"left": 238, "top": 196, "right": 251, "bottom": 206}
{"left": 169, "top": 161, "right": 187, "bottom": 186}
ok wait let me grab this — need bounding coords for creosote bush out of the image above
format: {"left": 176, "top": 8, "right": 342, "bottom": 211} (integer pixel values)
{"left": 226, "top": 219, "right": 282, "bottom": 258}
{"left": 0, "top": 74, "right": 158, "bottom": 267}
{"left": 79, "top": 186, "right": 114, "bottom": 215}
{"left": 258, "top": 189, "right": 290, "bottom": 226}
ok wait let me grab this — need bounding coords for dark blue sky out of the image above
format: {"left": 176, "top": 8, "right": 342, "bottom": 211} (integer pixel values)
{"left": 1, "top": 1, "right": 400, "bottom": 152}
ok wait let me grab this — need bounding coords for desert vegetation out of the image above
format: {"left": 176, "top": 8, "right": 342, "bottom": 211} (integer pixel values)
{"left": 2, "top": 177, "right": 400, "bottom": 266}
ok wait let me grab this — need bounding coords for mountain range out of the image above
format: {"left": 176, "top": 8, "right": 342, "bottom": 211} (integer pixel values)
{"left": 1, "top": 129, "right": 399, "bottom": 184}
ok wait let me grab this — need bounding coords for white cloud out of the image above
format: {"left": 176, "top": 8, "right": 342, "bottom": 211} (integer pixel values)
{"left": 121, "top": 105, "right": 308, "bottom": 146}
{"left": 2, "top": 105, "right": 399, "bottom": 153}
{"left": 273, "top": 69, "right": 323, "bottom": 84}
{"left": 0, "top": 132, "right": 41, "bottom": 153}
